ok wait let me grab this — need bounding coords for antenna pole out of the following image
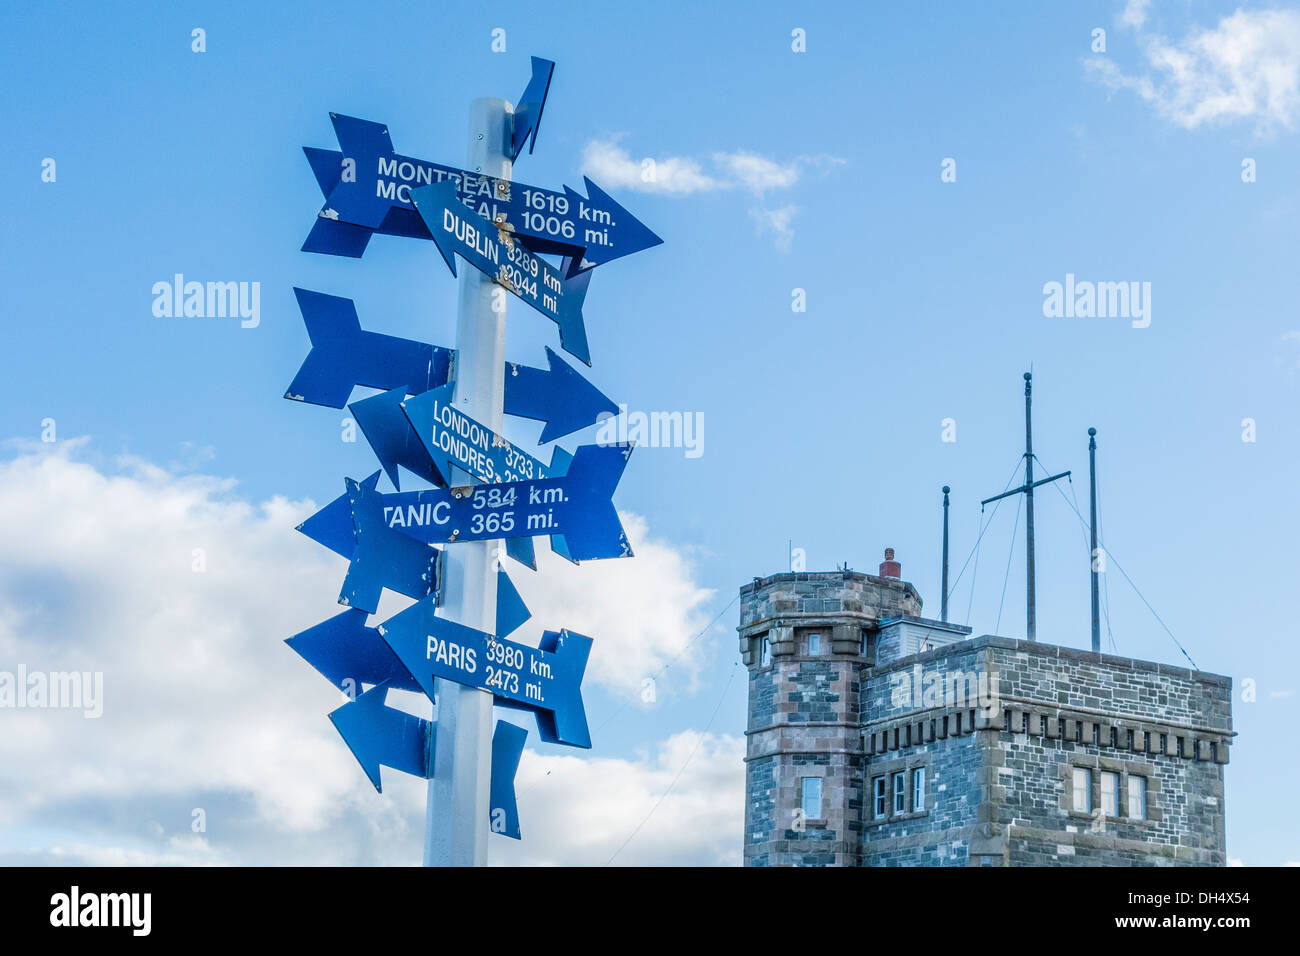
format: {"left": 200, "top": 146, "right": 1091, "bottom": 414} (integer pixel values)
{"left": 1024, "top": 372, "right": 1036, "bottom": 641}
{"left": 940, "top": 485, "right": 950, "bottom": 623}
{"left": 1088, "top": 427, "right": 1100, "bottom": 653}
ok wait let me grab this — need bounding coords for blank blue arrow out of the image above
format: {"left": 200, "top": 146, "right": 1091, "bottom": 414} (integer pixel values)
{"left": 286, "top": 288, "right": 450, "bottom": 408}
{"left": 286, "top": 607, "right": 421, "bottom": 695}
{"left": 350, "top": 387, "right": 443, "bottom": 490}
{"left": 328, "top": 682, "right": 431, "bottom": 792}
{"left": 490, "top": 720, "right": 527, "bottom": 840}
{"left": 505, "top": 347, "right": 617, "bottom": 444}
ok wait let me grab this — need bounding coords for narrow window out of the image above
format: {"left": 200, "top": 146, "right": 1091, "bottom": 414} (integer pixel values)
{"left": 912, "top": 768, "right": 926, "bottom": 811}
{"left": 1072, "top": 767, "right": 1092, "bottom": 813}
{"left": 1128, "top": 775, "right": 1147, "bottom": 820}
{"left": 1160, "top": 733, "right": 1168, "bottom": 753}
{"left": 1041, "top": 715, "right": 1048, "bottom": 736}
{"left": 1092, "top": 724, "right": 1101, "bottom": 746}
{"left": 800, "top": 777, "right": 823, "bottom": 820}
{"left": 808, "top": 632, "right": 821, "bottom": 655}
{"left": 955, "top": 713, "right": 962, "bottom": 735}
{"left": 1143, "top": 731, "right": 1151, "bottom": 752}
{"left": 760, "top": 635, "right": 771, "bottom": 667}
{"left": 892, "top": 771, "right": 906, "bottom": 815}
{"left": 1100, "top": 771, "right": 1119, "bottom": 817}
{"left": 860, "top": 629, "right": 873, "bottom": 660}
{"left": 1177, "top": 736, "right": 1185, "bottom": 758}
{"left": 873, "top": 776, "right": 886, "bottom": 819}
{"left": 1126, "top": 729, "right": 1135, "bottom": 750}
{"left": 1110, "top": 727, "right": 1118, "bottom": 749}
{"left": 1023, "top": 712, "right": 1030, "bottom": 734}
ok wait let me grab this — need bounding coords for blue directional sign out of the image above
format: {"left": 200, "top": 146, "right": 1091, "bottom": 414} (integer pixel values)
{"left": 302, "top": 443, "right": 633, "bottom": 561}
{"left": 302, "top": 111, "right": 661, "bottom": 272}
{"left": 286, "top": 288, "right": 451, "bottom": 408}
{"left": 379, "top": 596, "right": 593, "bottom": 748}
{"left": 490, "top": 720, "right": 527, "bottom": 839}
{"left": 510, "top": 57, "right": 554, "bottom": 161}
{"left": 286, "top": 291, "right": 617, "bottom": 442}
{"left": 505, "top": 347, "right": 618, "bottom": 444}
{"left": 401, "top": 384, "right": 557, "bottom": 488}
{"left": 330, "top": 682, "right": 526, "bottom": 838}
{"left": 350, "top": 387, "right": 443, "bottom": 490}
{"left": 329, "top": 681, "right": 430, "bottom": 792}
{"left": 339, "top": 473, "right": 439, "bottom": 613}
{"left": 286, "top": 607, "right": 421, "bottom": 694}
{"left": 411, "top": 181, "right": 594, "bottom": 365}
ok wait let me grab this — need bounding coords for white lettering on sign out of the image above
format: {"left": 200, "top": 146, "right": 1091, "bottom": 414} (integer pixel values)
{"left": 426, "top": 636, "right": 477, "bottom": 674}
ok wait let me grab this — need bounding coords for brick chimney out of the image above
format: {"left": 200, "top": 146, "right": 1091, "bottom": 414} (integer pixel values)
{"left": 879, "top": 547, "right": 901, "bottom": 579}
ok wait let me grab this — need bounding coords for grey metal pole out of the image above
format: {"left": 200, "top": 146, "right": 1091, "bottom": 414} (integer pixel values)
{"left": 424, "top": 97, "right": 512, "bottom": 867}
{"left": 940, "top": 485, "right": 950, "bottom": 623}
{"left": 1023, "top": 372, "right": 1036, "bottom": 642}
{"left": 1088, "top": 427, "right": 1100, "bottom": 653}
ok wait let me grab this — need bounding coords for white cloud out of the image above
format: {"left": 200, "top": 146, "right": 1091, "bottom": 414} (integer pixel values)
{"left": 581, "top": 138, "right": 843, "bottom": 197}
{"left": 0, "top": 441, "right": 734, "bottom": 865}
{"left": 493, "top": 729, "right": 744, "bottom": 866}
{"left": 1120, "top": 0, "right": 1151, "bottom": 30}
{"left": 1087, "top": 9, "right": 1300, "bottom": 134}
{"left": 581, "top": 139, "right": 720, "bottom": 195}
{"left": 749, "top": 205, "right": 798, "bottom": 253}
{"left": 511, "top": 512, "right": 716, "bottom": 698}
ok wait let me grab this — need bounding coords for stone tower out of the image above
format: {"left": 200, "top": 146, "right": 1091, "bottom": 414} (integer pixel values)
{"left": 739, "top": 553, "right": 1233, "bottom": 866}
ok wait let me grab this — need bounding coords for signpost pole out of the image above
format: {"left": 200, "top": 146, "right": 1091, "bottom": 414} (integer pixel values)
{"left": 424, "top": 97, "right": 511, "bottom": 867}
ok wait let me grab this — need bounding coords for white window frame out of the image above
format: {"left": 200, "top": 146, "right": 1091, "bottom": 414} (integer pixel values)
{"left": 1072, "top": 767, "right": 1092, "bottom": 813}
{"left": 808, "top": 632, "right": 821, "bottom": 655}
{"left": 1100, "top": 771, "right": 1119, "bottom": 818}
{"left": 892, "top": 771, "right": 906, "bottom": 815}
{"left": 911, "top": 767, "right": 925, "bottom": 811}
{"left": 1128, "top": 775, "right": 1147, "bottom": 820}
{"left": 873, "top": 776, "right": 886, "bottom": 819}
{"left": 800, "top": 777, "right": 823, "bottom": 820}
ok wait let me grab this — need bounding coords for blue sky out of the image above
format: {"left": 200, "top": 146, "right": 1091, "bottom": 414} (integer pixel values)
{"left": 2, "top": 0, "right": 1298, "bottom": 865}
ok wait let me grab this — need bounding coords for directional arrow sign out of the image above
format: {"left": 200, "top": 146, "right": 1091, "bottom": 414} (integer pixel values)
{"left": 490, "top": 720, "right": 527, "bottom": 840}
{"left": 355, "top": 442, "right": 633, "bottom": 561}
{"left": 329, "top": 682, "right": 430, "bottom": 792}
{"left": 329, "top": 682, "right": 527, "bottom": 834}
{"left": 401, "top": 383, "right": 557, "bottom": 487}
{"left": 350, "top": 387, "right": 444, "bottom": 490}
{"left": 411, "top": 181, "right": 593, "bottom": 365}
{"left": 505, "top": 347, "right": 617, "bottom": 444}
{"left": 286, "top": 288, "right": 451, "bottom": 408}
{"left": 340, "top": 473, "right": 439, "bottom": 613}
{"left": 286, "top": 607, "right": 420, "bottom": 694}
{"left": 303, "top": 112, "right": 661, "bottom": 272}
{"left": 379, "top": 596, "right": 593, "bottom": 748}
{"left": 286, "top": 291, "right": 617, "bottom": 441}
{"left": 510, "top": 56, "right": 553, "bottom": 161}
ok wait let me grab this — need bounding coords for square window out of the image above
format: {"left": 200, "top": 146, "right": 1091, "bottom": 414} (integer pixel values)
{"left": 1072, "top": 767, "right": 1092, "bottom": 813}
{"left": 1100, "top": 771, "right": 1119, "bottom": 817}
{"left": 912, "top": 768, "right": 925, "bottom": 811}
{"left": 892, "top": 771, "right": 906, "bottom": 815}
{"left": 800, "top": 777, "right": 823, "bottom": 820}
{"left": 1128, "top": 776, "right": 1147, "bottom": 820}
{"left": 873, "top": 776, "right": 886, "bottom": 819}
